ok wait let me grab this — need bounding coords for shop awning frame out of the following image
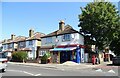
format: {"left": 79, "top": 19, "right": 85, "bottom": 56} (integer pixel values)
{"left": 50, "top": 47, "right": 77, "bottom": 51}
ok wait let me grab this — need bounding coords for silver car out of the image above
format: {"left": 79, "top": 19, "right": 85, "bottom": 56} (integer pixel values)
{"left": 0, "top": 58, "right": 7, "bottom": 72}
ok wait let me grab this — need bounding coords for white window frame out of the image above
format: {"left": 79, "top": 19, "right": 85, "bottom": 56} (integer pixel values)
{"left": 20, "top": 42, "right": 24, "bottom": 46}
{"left": 8, "top": 43, "right": 12, "bottom": 48}
{"left": 4, "top": 45, "right": 6, "bottom": 49}
{"left": 39, "top": 51, "right": 46, "bottom": 56}
{"left": 62, "top": 34, "right": 71, "bottom": 41}
{"left": 29, "top": 40, "right": 33, "bottom": 45}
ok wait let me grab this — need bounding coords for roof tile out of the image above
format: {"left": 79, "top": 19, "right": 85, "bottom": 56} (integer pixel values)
{"left": 41, "top": 25, "right": 79, "bottom": 38}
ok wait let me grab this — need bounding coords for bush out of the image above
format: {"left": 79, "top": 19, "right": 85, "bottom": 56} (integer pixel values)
{"left": 12, "top": 51, "right": 28, "bottom": 62}
{"left": 41, "top": 52, "right": 51, "bottom": 64}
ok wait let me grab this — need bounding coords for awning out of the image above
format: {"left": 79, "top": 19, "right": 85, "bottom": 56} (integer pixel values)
{"left": 50, "top": 47, "right": 76, "bottom": 51}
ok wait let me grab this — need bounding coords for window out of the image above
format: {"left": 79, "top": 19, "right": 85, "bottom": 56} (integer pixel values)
{"left": 4, "top": 45, "right": 6, "bottom": 49}
{"left": 39, "top": 51, "right": 46, "bottom": 56}
{"left": 8, "top": 43, "right": 13, "bottom": 49}
{"left": 19, "top": 41, "right": 25, "bottom": 48}
{"left": 46, "top": 37, "right": 52, "bottom": 43}
{"left": 30, "top": 51, "right": 32, "bottom": 54}
{"left": 20, "top": 42, "right": 25, "bottom": 46}
{"left": 62, "top": 34, "right": 71, "bottom": 41}
{"left": 29, "top": 40, "right": 33, "bottom": 45}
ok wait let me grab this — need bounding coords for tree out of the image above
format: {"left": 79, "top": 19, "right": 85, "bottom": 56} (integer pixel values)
{"left": 110, "top": 20, "right": 120, "bottom": 56}
{"left": 110, "top": 37, "right": 120, "bottom": 56}
{"left": 78, "top": 2, "right": 120, "bottom": 51}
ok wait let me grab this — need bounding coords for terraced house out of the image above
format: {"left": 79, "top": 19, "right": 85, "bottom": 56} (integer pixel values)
{"left": 2, "top": 35, "right": 26, "bottom": 60}
{"left": 41, "top": 20, "right": 85, "bottom": 64}
{"left": 25, "top": 29, "right": 45, "bottom": 59}
{"left": 1, "top": 29, "right": 45, "bottom": 60}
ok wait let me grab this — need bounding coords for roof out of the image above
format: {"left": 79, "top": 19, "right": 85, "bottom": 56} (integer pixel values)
{"left": 1, "top": 32, "right": 45, "bottom": 44}
{"left": 2, "top": 36, "right": 27, "bottom": 44}
{"left": 14, "top": 36, "right": 27, "bottom": 42}
{"left": 41, "top": 25, "right": 80, "bottom": 38}
{"left": 26, "top": 32, "right": 45, "bottom": 40}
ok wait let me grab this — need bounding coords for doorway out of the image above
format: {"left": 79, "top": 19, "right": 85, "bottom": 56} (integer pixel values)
{"left": 60, "top": 51, "right": 72, "bottom": 63}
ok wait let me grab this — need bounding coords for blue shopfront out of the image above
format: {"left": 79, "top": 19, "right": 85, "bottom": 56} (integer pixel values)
{"left": 50, "top": 46, "right": 84, "bottom": 64}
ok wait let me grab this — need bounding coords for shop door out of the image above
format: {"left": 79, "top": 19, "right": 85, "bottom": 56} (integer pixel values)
{"left": 66, "top": 51, "right": 71, "bottom": 61}
{"left": 60, "top": 51, "right": 66, "bottom": 63}
{"left": 60, "top": 51, "right": 72, "bottom": 63}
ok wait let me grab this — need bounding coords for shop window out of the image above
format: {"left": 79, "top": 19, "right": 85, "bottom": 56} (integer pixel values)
{"left": 71, "top": 51, "right": 76, "bottom": 60}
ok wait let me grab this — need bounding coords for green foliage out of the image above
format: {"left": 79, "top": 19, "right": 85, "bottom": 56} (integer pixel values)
{"left": 46, "top": 52, "right": 51, "bottom": 58}
{"left": 109, "top": 17, "right": 120, "bottom": 56}
{"left": 41, "top": 52, "right": 51, "bottom": 63}
{"left": 79, "top": 2, "right": 120, "bottom": 50}
{"left": 41, "top": 54, "right": 47, "bottom": 61}
{"left": 110, "top": 38, "right": 120, "bottom": 56}
{"left": 12, "top": 51, "right": 28, "bottom": 62}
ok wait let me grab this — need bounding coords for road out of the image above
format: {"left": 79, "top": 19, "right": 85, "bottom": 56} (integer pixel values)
{"left": 1, "top": 63, "right": 119, "bottom": 76}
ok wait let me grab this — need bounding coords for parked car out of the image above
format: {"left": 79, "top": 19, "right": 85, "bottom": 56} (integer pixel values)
{"left": 0, "top": 58, "right": 8, "bottom": 72}
{"left": 112, "top": 56, "right": 120, "bottom": 65}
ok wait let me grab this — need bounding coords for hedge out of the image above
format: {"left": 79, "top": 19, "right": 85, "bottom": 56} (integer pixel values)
{"left": 12, "top": 51, "right": 28, "bottom": 62}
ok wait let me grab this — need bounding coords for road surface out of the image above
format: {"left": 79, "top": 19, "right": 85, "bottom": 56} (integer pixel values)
{"left": 1, "top": 63, "right": 119, "bottom": 76}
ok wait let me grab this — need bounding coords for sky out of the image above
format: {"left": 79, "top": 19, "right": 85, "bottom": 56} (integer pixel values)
{"left": 1, "top": 1, "right": 119, "bottom": 40}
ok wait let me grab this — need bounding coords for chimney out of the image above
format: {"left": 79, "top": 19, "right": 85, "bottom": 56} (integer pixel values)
{"left": 29, "top": 29, "right": 34, "bottom": 37}
{"left": 11, "top": 34, "right": 16, "bottom": 40}
{"left": 59, "top": 20, "right": 65, "bottom": 31}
